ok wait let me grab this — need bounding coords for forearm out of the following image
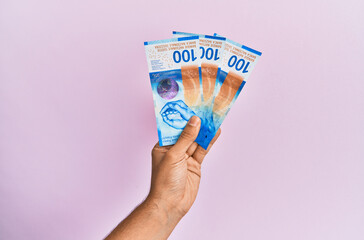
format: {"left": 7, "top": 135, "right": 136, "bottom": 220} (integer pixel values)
{"left": 105, "top": 197, "right": 181, "bottom": 240}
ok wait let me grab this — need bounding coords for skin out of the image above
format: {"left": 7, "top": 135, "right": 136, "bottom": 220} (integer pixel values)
{"left": 105, "top": 116, "right": 221, "bottom": 240}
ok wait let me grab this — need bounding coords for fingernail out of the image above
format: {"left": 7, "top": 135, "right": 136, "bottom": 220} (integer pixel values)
{"left": 188, "top": 116, "right": 200, "bottom": 126}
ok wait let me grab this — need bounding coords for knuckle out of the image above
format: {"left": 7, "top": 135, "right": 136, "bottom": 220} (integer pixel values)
{"left": 180, "top": 129, "right": 195, "bottom": 140}
{"left": 164, "top": 151, "right": 175, "bottom": 160}
{"left": 151, "top": 147, "right": 157, "bottom": 156}
{"left": 151, "top": 144, "right": 171, "bottom": 157}
{"left": 194, "top": 149, "right": 207, "bottom": 163}
{"left": 196, "top": 147, "right": 207, "bottom": 157}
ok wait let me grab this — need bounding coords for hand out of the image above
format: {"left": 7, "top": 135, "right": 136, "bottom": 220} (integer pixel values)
{"left": 160, "top": 100, "right": 196, "bottom": 129}
{"left": 105, "top": 116, "right": 221, "bottom": 240}
{"left": 147, "top": 116, "right": 221, "bottom": 221}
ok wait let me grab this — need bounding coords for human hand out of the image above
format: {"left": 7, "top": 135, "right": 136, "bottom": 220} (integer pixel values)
{"left": 146, "top": 116, "right": 221, "bottom": 222}
{"left": 160, "top": 100, "right": 196, "bottom": 129}
{"left": 105, "top": 116, "right": 221, "bottom": 240}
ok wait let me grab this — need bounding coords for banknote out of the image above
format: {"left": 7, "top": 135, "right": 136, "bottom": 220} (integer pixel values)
{"left": 144, "top": 36, "right": 204, "bottom": 146}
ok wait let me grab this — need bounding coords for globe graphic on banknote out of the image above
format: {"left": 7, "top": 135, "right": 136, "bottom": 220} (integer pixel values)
{"left": 157, "top": 78, "right": 179, "bottom": 100}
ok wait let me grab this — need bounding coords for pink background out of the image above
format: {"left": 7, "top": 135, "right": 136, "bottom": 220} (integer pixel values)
{"left": 1, "top": 0, "right": 363, "bottom": 239}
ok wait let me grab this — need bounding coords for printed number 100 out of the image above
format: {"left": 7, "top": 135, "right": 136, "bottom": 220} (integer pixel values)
{"left": 200, "top": 47, "right": 219, "bottom": 60}
{"left": 173, "top": 50, "right": 197, "bottom": 63}
{"left": 228, "top": 55, "right": 250, "bottom": 73}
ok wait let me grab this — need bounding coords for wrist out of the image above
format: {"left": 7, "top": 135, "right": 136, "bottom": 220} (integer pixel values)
{"left": 143, "top": 195, "right": 183, "bottom": 226}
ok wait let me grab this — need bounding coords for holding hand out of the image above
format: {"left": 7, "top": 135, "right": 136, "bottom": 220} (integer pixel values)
{"left": 106, "top": 116, "right": 221, "bottom": 240}
{"left": 148, "top": 116, "right": 221, "bottom": 218}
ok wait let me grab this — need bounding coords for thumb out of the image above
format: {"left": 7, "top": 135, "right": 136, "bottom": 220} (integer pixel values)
{"left": 169, "top": 116, "right": 201, "bottom": 157}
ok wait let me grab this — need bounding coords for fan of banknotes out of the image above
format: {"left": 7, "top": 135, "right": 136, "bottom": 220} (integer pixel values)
{"left": 144, "top": 31, "right": 262, "bottom": 149}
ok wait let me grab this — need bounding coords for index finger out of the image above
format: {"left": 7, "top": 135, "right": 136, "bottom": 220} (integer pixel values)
{"left": 193, "top": 128, "right": 221, "bottom": 164}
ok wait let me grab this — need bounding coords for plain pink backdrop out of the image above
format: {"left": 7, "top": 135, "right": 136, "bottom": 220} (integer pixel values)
{"left": 1, "top": 0, "right": 363, "bottom": 239}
